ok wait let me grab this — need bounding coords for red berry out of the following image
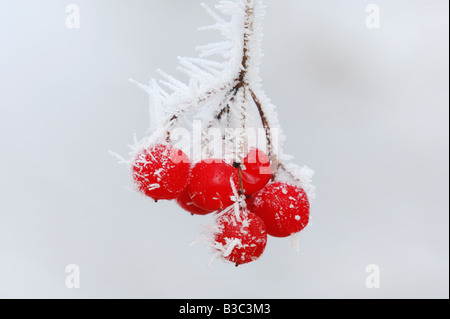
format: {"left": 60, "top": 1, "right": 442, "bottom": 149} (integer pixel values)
{"left": 245, "top": 196, "right": 256, "bottom": 212}
{"left": 176, "top": 189, "right": 214, "bottom": 216}
{"left": 213, "top": 208, "right": 267, "bottom": 265}
{"left": 188, "top": 159, "right": 239, "bottom": 211}
{"left": 250, "top": 182, "right": 310, "bottom": 238}
{"left": 132, "top": 144, "right": 190, "bottom": 200}
{"left": 241, "top": 148, "right": 272, "bottom": 196}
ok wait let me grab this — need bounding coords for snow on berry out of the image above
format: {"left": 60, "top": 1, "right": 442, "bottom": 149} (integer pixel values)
{"left": 132, "top": 144, "right": 191, "bottom": 200}
{"left": 250, "top": 182, "right": 310, "bottom": 238}
{"left": 211, "top": 205, "right": 267, "bottom": 266}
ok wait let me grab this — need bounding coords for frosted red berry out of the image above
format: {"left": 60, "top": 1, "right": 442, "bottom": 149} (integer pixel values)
{"left": 132, "top": 144, "right": 190, "bottom": 201}
{"left": 213, "top": 208, "right": 267, "bottom": 266}
{"left": 241, "top": 147, "right": 272, "bottom": 196}
{"left": 176, "top": 189, "right": 214, "bottom": 216}
{"left": 188, "top": 159, "right": 239, "bottom": 211}
{"left": 250, "top": 182, "right": 310, "bottom": 238}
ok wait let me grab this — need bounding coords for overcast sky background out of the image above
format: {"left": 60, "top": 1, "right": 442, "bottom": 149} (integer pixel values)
{"left": 0, "top": 0, "right": 448, "bottom": 298}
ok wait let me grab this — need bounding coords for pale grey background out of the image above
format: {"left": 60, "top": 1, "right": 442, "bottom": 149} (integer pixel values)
{"left": 0, "top": 0, "right": 448, "bottom": 299}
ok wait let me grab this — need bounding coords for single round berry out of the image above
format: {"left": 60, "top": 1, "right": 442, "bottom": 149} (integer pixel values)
{"left": 132, "top": 144, "right": 190, "bottom": 201}
{"left": 241, "top": 147, "right": 272, "bottom": 196}
{"left": 188, "top": 159, "right": 239, "bottom": 211}
{"left": 213, "top": 208, "right": 267, "bottom": 266}
{"left": 176, "top": 189, "right": 214, "bottom": 216}
{"left": 250, "top": 182, "right": 310, "bottom": 238}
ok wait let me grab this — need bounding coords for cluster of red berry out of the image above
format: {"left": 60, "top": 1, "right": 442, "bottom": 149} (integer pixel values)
{"left": 132, "top": 143, "right": 310, "bottom": 266}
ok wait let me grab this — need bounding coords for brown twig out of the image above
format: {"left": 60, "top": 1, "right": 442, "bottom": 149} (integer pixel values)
{"left": 237, "top": 165, "right": 245, "bottom": 195}
{"left": 249, "top": 89, "right": 272, "bottom": 156}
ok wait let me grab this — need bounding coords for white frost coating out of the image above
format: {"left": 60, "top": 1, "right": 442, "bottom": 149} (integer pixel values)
{"left": 222, "top": 238, "right": 242, "bottom": 257}
{"left": 153, "top": 168, "right": 164, "bottom": 180}
{"left": 147, "top": 183, "right": 160, "bottom": 191}
{"left": 229, "top": 175, "right": 247, "bottom": 215}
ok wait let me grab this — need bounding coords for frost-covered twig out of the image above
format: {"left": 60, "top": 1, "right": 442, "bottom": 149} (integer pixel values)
{"left": 128, "top": 0, "right": 314, "bottom": 197}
